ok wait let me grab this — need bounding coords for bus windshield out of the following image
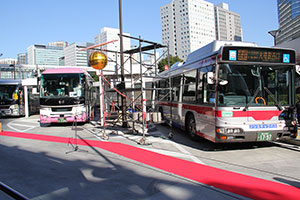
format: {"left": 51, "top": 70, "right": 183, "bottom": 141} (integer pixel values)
{"left": 0, "top": 85, "right": 18, "bottom": 101}
{"left": 40, "top": 73, "right": 84, "bottom": 98}
{"left": 217, "top": 64, "right": 292, "bottom": 107}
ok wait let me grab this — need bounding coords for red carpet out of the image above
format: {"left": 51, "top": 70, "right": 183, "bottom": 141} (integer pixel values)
{"left": 1, "top": 131, "right": 300, "bottom": 200}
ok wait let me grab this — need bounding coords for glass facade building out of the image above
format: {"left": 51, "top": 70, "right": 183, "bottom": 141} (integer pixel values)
{"left": 277, "top": 0, "right": 300, "bottom": 44}
{"left": 64, "top": 42, "right": 94, "bottom": 67}
{"left": 27, "top": 45, "right": 64, "bottom": 65}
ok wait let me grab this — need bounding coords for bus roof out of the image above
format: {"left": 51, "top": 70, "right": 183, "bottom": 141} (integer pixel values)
{"left": 0, "top": 79, "right": 22, "bottom": 85}
{"left": 159, "top": 41, "right": 257, "bottom": 76}
{"left": 185, "top": 40, "right": 257, "bottom": 64}
{"left": 42, "top": 67, "right": 87, "bottom": 75}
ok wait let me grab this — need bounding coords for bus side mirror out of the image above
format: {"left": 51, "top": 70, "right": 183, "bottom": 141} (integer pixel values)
{"left": 207, "top": 72, "right": 215, "bottom": 84}
{"left": 296, "top": 65, "right": 300, "bottom": 75}
{"left": 219, "top": 79, "right": 228, "bottom": 85}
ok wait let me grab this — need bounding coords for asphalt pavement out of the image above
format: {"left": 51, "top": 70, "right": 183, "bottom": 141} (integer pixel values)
{"left": 0, "top": 116, "right": 248, "bottom": 200}
{"left": 0, "top": 115, "right": 300, "bottom": 199}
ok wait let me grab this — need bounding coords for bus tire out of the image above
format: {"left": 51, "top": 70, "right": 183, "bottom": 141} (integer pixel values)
{"left": 186, "top": 113, "right": 198, "bottom": 140}
{"left": 158, "top": 107, "right": 166, "bottom": 124}
{"left": 40, "top": 123, "right": 49, "bottom": 127}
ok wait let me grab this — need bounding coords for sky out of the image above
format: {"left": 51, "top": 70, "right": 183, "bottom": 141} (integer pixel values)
{"left": 0, "top": 0, "right": 278, "bottom": 59}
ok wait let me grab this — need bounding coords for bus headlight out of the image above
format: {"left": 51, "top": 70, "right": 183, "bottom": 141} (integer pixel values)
{"left": 74, "top": 106, "right": 86, "bottom": 115}
{"left": 9, "top": 104, "right": 19, "bottom": 110}
{"left": 40, "top": 108, "right": 51, "bottom": 117}
{"left": 216, "top": 127, "right": 243, "bottom": 134}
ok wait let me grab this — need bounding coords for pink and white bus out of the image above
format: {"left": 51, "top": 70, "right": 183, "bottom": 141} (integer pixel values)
{"left": 39, "top": 68, "right": 95, "bottom": 126}
{"left": 156, "top": 41, "right": 297, "bottom": 143}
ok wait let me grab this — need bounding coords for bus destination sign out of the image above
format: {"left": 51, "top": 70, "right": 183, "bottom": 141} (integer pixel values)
{"left": 222, "top": 46, "right": 296, "bottom": 64}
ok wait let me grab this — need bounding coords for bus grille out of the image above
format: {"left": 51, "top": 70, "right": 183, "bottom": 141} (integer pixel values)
{"left": 52, "top": 107, "right": 72, "bottom": 112}
{"left": 0, "top": 105, "right": 10, "bottom": 109}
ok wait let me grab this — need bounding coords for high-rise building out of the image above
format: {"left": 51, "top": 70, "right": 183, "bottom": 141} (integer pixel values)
{"left": 17, "top": 53, "right": 26, "bottom": 64}
{"left": 27, "top": 44, "right": 64, "bottom": 65}
{"left": 64, "top": 42, "right": 94, "bottom": 67}
{"left": 48, "top": 41, "right": 68, "bottom": 49}
{"left": 160, "top": 0, "right": 216, "bottom": 60}
{"left": 277, "top": 0, "right": 300, "bottom": 44}
{"left": 215, "top": 3, "right": 243, "bottom": 41}
{"left": 94, "top": 27, "right": 131, "bottom": 74}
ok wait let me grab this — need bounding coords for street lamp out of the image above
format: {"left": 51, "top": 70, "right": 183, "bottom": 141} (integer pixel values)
{"left": 268, "top": 29, "right": 281, "bottom": 46}
{"left": 118, "top": 0, "right": 128, "bottom": 128}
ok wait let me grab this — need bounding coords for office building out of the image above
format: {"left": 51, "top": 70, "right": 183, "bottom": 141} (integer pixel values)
{"left": 17, "top": 53, "right": 26, "bottom": 64}
{"left": 215, "top": 3, "right": 243, "bottom": 41}
{"left": 64, "top": 42, "right": 94, "bottom": 67}
{"left": 27, "top": 44, "right": 64, "bottom": 65}
{"left": 48, "top": 41, "right": 68, "bottom": 49}
{"left": 277, "top": 0, "right": 300, "bottom": 44}
{"left": 160, "top": 0, "right": 216, "bottom": 59}
{"left": 0, "top": 58, "right": 17, "bottom": 65}
{"left": 94, "top": 27, "right": 131, "bottom": 74}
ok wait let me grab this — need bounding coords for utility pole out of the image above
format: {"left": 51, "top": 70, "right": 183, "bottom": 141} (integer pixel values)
{"left": 118, "top": 0, "right": 128, "bottom": 127}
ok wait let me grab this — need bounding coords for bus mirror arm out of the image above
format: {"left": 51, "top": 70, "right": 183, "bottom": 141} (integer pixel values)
{"left": 263, "top": 87, "right": 283, "bottom": 111}
{"left": 243, "top": 87, "right": 261, "bottom": 111}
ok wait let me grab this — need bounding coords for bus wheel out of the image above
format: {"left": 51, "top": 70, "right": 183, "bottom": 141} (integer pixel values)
{"left": 186, "top": 114, "right": 197, "bottom": 140}
{"left": 159, "top": 107, "right": 165, "bottom": 123}
{"left": 40, "top": 123, "right": 49, "bottom": 127}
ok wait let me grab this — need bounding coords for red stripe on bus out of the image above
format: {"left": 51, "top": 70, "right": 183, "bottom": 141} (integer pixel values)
{"left": 160, "top": 102, "right": 179, "bottom": 107}
{"left": 160, "top": 102, "right": 282, "bottom": 120}
{"left": 183, "top": 104, "right": 215, "bottom": 116}
{"left": 216, "top": 110, "right": 282, "bottom": 120}
{"left": 159, "top": 102, "right": 215, "bottom": 116}
{"left": 182, "top": 126, "right": 216, "bottom": 142}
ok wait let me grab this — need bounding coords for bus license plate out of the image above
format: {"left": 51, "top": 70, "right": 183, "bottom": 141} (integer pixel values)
{"left": 257, "top": 132, "right": 272, "bottom": 141}
{"left": 58, "top": 118, "right": 66, "bottom": 123}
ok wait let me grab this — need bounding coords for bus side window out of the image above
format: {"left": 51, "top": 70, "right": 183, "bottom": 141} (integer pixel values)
{"left": 172, "top": 76, "right": 181, "bottom": 102}
{"left": 203, "top": 73, "right": 216, "bottom": 105}
{"left": 158, "top": 80, "right": 169, "bottom": 101}
{"left": 182, "top": 70, "right": 196, "bottom": 103}
{"left": 197, "top": 70, "right": 204, "bottom": 103}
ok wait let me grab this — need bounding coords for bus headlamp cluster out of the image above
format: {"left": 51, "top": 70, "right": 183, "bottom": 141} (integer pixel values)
{"left": 216, "top": 127, "right": 243, "bottom": 134}
{"left": 9, "top": 104, "right": 19, "bottom": 110}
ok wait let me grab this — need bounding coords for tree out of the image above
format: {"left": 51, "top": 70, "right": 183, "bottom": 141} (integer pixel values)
{"left": 88, "top": 71, "right": 99, "bottom": 81}
{"left": 157, "top": 55, "right": 183, "bottom": 72}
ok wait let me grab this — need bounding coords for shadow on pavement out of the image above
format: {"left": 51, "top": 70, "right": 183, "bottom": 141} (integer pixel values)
{"left": 0, "top": 139, "right": 239, "bottom": 200}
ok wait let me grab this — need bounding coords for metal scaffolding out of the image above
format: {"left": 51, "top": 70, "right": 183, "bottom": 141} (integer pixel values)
{"left": 97, "top": 35, "right": 170, "bottom": 144}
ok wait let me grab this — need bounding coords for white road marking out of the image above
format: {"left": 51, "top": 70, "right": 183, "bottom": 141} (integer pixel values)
{"left": 146, "top": 137, "right": 205, "bottom": 164}
{"left": 7, "top": 121, "right": 39, "bottom": 132}
{"left": 141, "top": 147, "right": 205, "bottom": 164}
{"left": 88, "top": 128, "right": 205, "bottom": 164}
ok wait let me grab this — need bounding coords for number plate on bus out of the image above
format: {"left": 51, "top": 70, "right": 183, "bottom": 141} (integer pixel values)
{"left": 257, "top": 132, "right": 272, "bottom": 141}
{"left": 58, "top": 118, "right": 67, "bottom": 123}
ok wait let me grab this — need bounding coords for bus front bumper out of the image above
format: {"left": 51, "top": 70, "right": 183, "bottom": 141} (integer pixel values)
{"left": 40, "top": 113, "right": 87, "bottom": 124}
{"left": 215, "top": 130, "right": 293, "bottom": 143}
{"left": 0, "top": 108, "right": 20, "bottom": 117}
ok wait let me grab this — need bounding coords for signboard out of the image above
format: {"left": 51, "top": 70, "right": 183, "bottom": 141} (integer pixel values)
{"left": 221, "top": 46, "right": 296, "bottom": 64}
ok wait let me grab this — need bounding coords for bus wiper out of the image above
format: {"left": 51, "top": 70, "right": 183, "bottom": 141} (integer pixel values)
{"left": 263, "top": 87, "right": 283, "bottom": 111}
{"left": 243, "top": 87, "right": 261, "bottom": 111}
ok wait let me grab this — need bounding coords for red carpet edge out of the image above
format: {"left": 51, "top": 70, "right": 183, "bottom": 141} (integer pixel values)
{"left": 1, "top": 131, "right": 300, "bottom": 200}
